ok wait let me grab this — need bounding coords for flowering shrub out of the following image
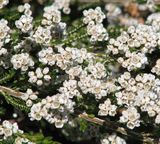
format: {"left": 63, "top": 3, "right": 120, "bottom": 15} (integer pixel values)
{"left": 0, "top": 0, "right": 160, "bottom": 143}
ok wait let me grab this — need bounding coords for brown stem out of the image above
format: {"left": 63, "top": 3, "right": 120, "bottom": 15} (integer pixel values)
{"left": 0, "top": 85, "right": 24, "bottom": 98}
{"left": 78, "top": 113, "right": 154, "bottom": 143}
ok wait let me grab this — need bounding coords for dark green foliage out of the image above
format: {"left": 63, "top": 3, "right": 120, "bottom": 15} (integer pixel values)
{"left": 2, "top": 93, "right": 30, "bottom": 112}
{"left": 24, "top": 132, "right": 61, "bottom": 144}
{"left": 0, "top": 69, "right": 15, "bottom": 85}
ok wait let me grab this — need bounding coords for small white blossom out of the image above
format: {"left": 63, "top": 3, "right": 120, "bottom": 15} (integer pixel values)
{"left": 0, "top": 0, "right": 9, "bottom": 9}
{"left": 28, "top": 67, "right": 51, "bottom": 86}
{"left": 33, "top": 26, "right": 51, "bottom": 44}
{"left": 120, "top": 107, "right": 140, "bottom": 129}
{"left": 101, "top": 133, "right": 126, "bottom": 144}
{"left": 11, "top": 53, "right": 34, "bottom": 71}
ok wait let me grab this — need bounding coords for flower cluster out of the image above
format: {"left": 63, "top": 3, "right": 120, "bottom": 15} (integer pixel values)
{"left": 15, "top": 137, "right": 35, "bottom": 144}
{"left": 21, "top": 88, "right": 38, "bottom": 107}
{"left": 42, "top": 4, "right": 61, "bottom": 26}
{"left": 0, "top": 120, "right": 34, "bottom": 143}
{"left": 38, "top": 47, "right": 56, "bottom": 66}
{"left": 0, "top": 19, "right": 10, "bottom": 46}
{"left": 28, "top": 67, "right": 51, "bottom": 86}
{"left": 0, "top": 0, "right": 9, "bottom": 9}
{"left": 120, "top": 107, "right": 140, "bottom": 129}
{"left": 116, "top": 72, "right": 160, "bottom": 127}
{"left": 117, "top": 51, "right": 148, "bottom": 71}
{"left": 33, "top": 26, "right": 51, "bottom": 44}
{"left": 105, "top": 3, "right": 121, "bottom": 24}
{"left": 0, "top": 19, "right": 10, "bottom": 66}
{"left": 86, "top": 62, "right": 106, "bottom": 79}
{"left": 147, "top": 13, "right": 160, "bottom": 31}
{"left": 107, "top": 24, "right": 160, "bottom": 71}
{"left": 11, "top": 53, "right": 34, "bottom": 71}
{"left": 101, "top": 133, "right": 126, "bottom": 144}
{"left": 29, "top": 90, "right": 75, "bottom": 128}
{"left": 2, "top": 0, "right": 160, "bottom": 143}
{"left": 83, "top": 7, "right": 108, "bottom": 41}
{"left": 98, "top": 98, "right": 117, "bottom": 116}
{"left": 15, "top": 3, "right": 33, "bottom": 33}
{"left": 53, "top": 0, "right": 71, "bottom": 14}
{"left": 0, "top": 120, "right": 23, "bottom": 139}
{"left": 107, "top": 24, "right": 158, "bottom": 55}
{"left": 152, "top": 59, "right": 160, "bottom": 75}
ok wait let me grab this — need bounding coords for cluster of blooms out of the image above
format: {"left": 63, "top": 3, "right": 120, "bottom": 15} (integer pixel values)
{"left": 21, "top": 88, "right": 38, "bottom": 107}
{"left": 0, "top": 47, "right": 7, "bottom": 56}
{"left": 105, "top": 3, "right": 121, "bottom": 24}
{"left": 15, "top": 3, "right": 33, "bottom": 33}
{"left": 28, "top": 67, "right": 51, "bottom": 86}
{"left": 107, "top": 24, "right": 160, "bottom": 71}
{"left": 119, "top": 107, "right": 140, "bottom": 129}
{"left": 11, "top": 53, "right": 34, "bottom": 71}
{"left": 15, "top": 136, "right": 35, "bottom": 144}
{"left": 58, "top": 80, "right": 81, "bottom": 98}
{"left": 83, "top": 7, "right": 108, "bottom": 41}
{"left": 152, "top": 59, "right": 160, "bottom": 75}
{"left": 56, "top": 47, "right": 117, "bottom": 99}
{"left": 38, "top": 47, "right": 56, "bottom": 66}
{"left": 119, "top": 16, "right": 141, "bottom": 26}
{"left": 100, "top": 133, "right": 126, "bottom": 144}
{"left": 42, "top": 4, "right": 61, "bottom": 26}
{"left": 117, "top": 51, "right": 148, "bottom": 71}
{"left": 86, "top": 62, "right": 106, "bottom": 79}
{"left": 0, "top": 19, "right": 10, "bottom": 67}
{"left": 55, "top": 46, "right": 92, "bottom": 70}
{"left": 146, "top": 13, "right": 160, "bottom": 32}
{"left": 33, "top": 26, "right": 52, "bottom": 44}
{"left": 53, "top": 0, "right": 71, "bottom": 14}
{"left": 98, "top": 98, "right": 117, "bottom": 116}
{"left": 0, "top": 19, "right": 10, "bottom": 46}
{"left": 0, "top": 120, "right": 34, "bottom": 143}
{"left": 116, "top": 72, "right": 160, "bottom": 127}
{"left": 56, "top": 47, "right": 116, "bottom": 99}
{"left": 0, "top": 120, "right": 23, "bottom": 139}
{"left": 29, "top": 43, "right": 118, "bottom": 127}
{"left": 29, "top": 87, "right": 75, "bottom": 128}
{"left": 0, "top": 0, "right": 9, "bottom": 9}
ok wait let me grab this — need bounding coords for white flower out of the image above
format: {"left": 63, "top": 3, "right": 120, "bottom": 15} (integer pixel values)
{"left": 83, "top": 7, "right": 108, "bottom": 41}
{"left": 42, "top": 5, "right": 61, "bottom": 25}
{"left": 28, "top": 67, "right": 51, "bottom": 86}
{"left": 101, "top": 133, "right": 126, "bottom": 144}
{"left": 53, "top": 0, "right": 71, "bottom": 14}
{"left": 120, "top": 107, "right": 140, "bottom": 129}
{"left": 98, "top": 99, "right": 117, "bottom": 116}
{"left": 38, "top": 47, "right": 56, "bottom": 66}
{"left": 33, "top": 26, "right": 51, "bottom": 44}
{"left": 11, "top": 53, "right": 34, "bottom": 71}
{"left": 0, "top": 19, "right": 10, "bottom": 44}
{"left": 83, "top": 7, "right": 105, "bottom": 24}
{"left": 0, "top": 0, "right": 9, "bottom": 9}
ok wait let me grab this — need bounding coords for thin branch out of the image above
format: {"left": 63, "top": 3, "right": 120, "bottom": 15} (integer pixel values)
{"left": 78, "top": 113, "right": 154, "bottom": 143}
{"left": 0, "top": 85, "right": 24, "bottom": 98}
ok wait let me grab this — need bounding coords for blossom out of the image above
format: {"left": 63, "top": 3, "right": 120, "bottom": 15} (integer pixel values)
{"left": 28, "top": 67, "right": 51, "bottom": 86}
{"left": 101, "top": 133, "right": 126, "bottom": 144}
{"left": 120, "top": 107, "right": 140, "bottom": 129}
{"left": 0, "top": 0, "right": 9, "bottom": 9}
{"left": 98, "top": 99, "right": 117, "bottom": 116}
{"left": 33, "top": 26, "right": 51, "bottom": 44}
{"left": 11, "top": 53, "right": 34, "bottom": 71}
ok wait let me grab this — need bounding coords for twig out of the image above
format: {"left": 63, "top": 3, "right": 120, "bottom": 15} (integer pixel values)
{"left": 78, "top": 113, "right": 154, "bottom": 143}
{"left": 0, "top": 85, "right": 24, "bottom": 98}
